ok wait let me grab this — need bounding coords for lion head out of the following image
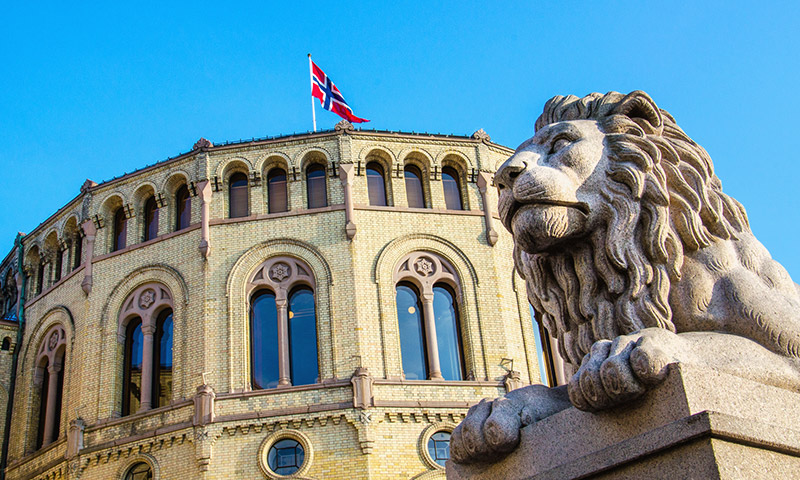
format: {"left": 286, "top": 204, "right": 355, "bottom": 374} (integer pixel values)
{"left": 496, "top": 91, "right": 750, "bottom": 369}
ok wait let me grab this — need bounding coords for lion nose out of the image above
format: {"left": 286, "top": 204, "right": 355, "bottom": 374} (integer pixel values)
{"left": 495, "top": 155, "right": 527, "bottom": 191}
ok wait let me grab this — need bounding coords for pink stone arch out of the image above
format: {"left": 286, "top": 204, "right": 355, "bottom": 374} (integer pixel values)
{"left": 117, "top": 282, "right": 174, "bottom": 336}
{"left": 394, "top": 251, "right": 461, "bottom": 303}
{"left": 34, "top": 323, "right": 67, "bottom": 446}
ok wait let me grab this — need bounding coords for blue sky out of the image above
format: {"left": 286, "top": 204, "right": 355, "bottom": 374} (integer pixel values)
{"left": 2, "top": 2, "right": 799, "bottom": 276}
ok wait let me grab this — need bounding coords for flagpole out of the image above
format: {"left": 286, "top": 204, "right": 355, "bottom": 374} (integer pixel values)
{"left": 308, "top": 53, "right": 317, "bottom": 133}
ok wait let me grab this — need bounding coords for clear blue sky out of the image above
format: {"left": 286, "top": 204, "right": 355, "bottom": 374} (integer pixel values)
{"left": 2, "top": 2, "right": 799, "bottom": 276}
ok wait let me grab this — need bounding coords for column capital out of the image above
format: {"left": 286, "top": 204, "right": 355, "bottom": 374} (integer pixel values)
{"left": 48, "top": 363, "right": 63, "bottom": 374}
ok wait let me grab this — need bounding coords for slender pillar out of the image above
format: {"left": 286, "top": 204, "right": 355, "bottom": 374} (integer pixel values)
{"left": 477, "top": 171, "right": 499, "bottom": 246}
{"left": 80, "top": 220, "right": 96, "bottom": 294}
{"left": 276, "top": 296, "right": 291, "bottom": 386}
{"left": 139, "top": 323, "right": 156, "bottom": 411}
{"left": 197, "top": 180, "right": 212, "bottom": 258}
{"left": 43, "top": 363, "right": 62, "bottom": 445}
{"left": 339, "top": 163, "right": 357, "bottom": 239}
{"left": 420, "top": 292, "right": 443, "bottom": 380}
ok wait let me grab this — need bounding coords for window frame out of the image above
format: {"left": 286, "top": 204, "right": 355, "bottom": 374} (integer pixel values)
{"left": 305, "top": 164, "right": 328, "bottom": 209}
{"left": 143, "top": 196, "right": 159, "bottom": 242}
{"left": 366, "top": 161, "right": 388, "bottom": 206}
{"left": 229, "top": 172, "right": 250, "bottom": 218}
{"left": 113, "top": 207, "right": 127, "bottom": 251}
{"left": 404, "top": 164, "right": 427, "bottom": 208}
{"left": 175, "top": 184, "right": 191, "bottom": 231}
{"left": 441, "top": 166, "right": 464, "bottom": 210}
{"left": 267, "top": 167, "right": 289, "bottom": 213}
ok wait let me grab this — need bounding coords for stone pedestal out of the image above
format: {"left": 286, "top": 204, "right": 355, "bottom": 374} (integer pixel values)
{"left": 447, "top": 364, "right": 800, "bottom": 479}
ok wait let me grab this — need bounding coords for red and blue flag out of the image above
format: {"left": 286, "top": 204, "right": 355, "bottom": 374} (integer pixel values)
{"left": 310, "top": 61, "right": 369, "bottom": 123}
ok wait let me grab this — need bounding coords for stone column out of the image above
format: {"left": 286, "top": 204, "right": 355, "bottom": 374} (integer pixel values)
{"left": 339, "top": 163, "right": 357, "bottom": 239}
{"left": 139, "top": 323, "right": 156, "bottom": 411}
{"left": 197, "top": 180, "right": 212, "bottom": 258}
{"left": 477, "top": 171, "right": 499, "bottom": 246}
{"left": 67, "top": 418, "right": 85, "bottom": 458}
{"left": 276, "top": 296, "right": 291, "bottom": 386}
{"left": 80, "top": 220, "right": 96, "bottom": 294}
{"left": 420, "top": 292, "right": 443, "bottom": 380}
{"left": 43, "top": 363, "right": 62, "bottom": 445}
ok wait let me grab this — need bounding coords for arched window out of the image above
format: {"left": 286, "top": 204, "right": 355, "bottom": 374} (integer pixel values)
{"left": 441, "top": 167, "right": 463, "bottom": 210}
{"left": 155, "top": 309, "right": 173, "bottom": 408}
{"left": 1, "top": 337, "right": 10, "bottom": 351}
{"left": 143, "top": 196, "right": 159, "bottom": 242}
{"left": 251, "top": 289, "right": 280, "bottom": 389}
{"left": 394, "top": 252, "right": 466, "bottom": 381}
{"left": 366, "top": 162, "right": 387, "bottom": 206}
{"left": 306, "top": 164, "right": 327, "bottom": 208}
{"left": 54, "top": 249, "right": 63, "bottom": 282}
{"left": 175, "top": 185, "right": 191, "bottom": 230}
{"left": 229, "top": 172, "right": 249, "bottom": 218}
{"left": 72, "top": 232, "right": 82, "bottom": 270}
{"left": 113, "top": 207, "right": 127, "bottom": 251}
{"left": 404, "top": 165, "right": 426, "bottom": 208}
{"left": 248, "top": 257, "right": 319, "bottom": 388}
{"left": 36, "top": 262, "right": 45, "bottom": 295}
{"left": 123, "top": 318, "right": 143, "bottom": 416}
{"left": 119, "top": 284, "right": 174, "bottom": 415}
{"left": 34, "top": 325, "right": 66, "bottom": 449}
{"left": 267, "top": 168, "right": 288, "bottom": 213}
{"left": 124, "top": 462, "right": 153, "bottom": 480}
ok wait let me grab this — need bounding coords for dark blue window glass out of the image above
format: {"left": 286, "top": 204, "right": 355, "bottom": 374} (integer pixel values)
{"left": 396, "top": 284, "right": 427, "bottom": 380}
{"left": 251, "top": 290, "right": 280, "bottom": 389}
{"left": 268, "top": 439, "right": 305, "bottom": 475}
{"left": 433, "top": 285, "right": 464, "bottom": 380}
{"left": 427, "top": 431, "right": 452, "bottom": 466}
{"left": 124, "top": 319, "right": 143, "bottom": 415}
{"left": 156, "top": 310, "right": 173, "bottom": 407}
{"left": 289, "top": 287, "right": 318, "bottom": 386}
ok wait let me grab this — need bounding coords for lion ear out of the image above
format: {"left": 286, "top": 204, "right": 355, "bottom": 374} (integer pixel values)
{"left": 613, "top": 91, "right": 663, "bottom": 134}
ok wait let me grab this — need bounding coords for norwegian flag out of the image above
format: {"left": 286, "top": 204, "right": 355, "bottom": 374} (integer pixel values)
{"left": 310, "top": 60, "right": 369, "bottom": 123}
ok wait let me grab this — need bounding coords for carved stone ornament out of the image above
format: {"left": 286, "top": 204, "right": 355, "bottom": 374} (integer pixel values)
{"left": 139, "top": 289, "right": 156, "bottom": 309}
{"left": 471, "top": 128, "right": 491, "bottom": 142}
{"left": 335, "top": 119, "right": 355, "bottom": 132}
{"left": 48, "top": 331, "right": 59, "bottom": 350}
{"left": 193, "top": 137, "right": 214, "bottom": 150}
{"left": 450, "top": 90, "right": 800, "bottom": 466}
{"left": 269, "top": 262, "right": 291, "bottom": 282}
{"left": 413, "top": 257, "right": 435, "bottom": 277}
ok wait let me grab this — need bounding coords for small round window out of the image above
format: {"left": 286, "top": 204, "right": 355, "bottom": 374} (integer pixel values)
{"left": 268, "top": 438, "right": 305, "bottom": 476}
{"left": 427, "top": 431, "right": 451, "bottom": 467}
{"left": 124, "top": 462, "right": 153, "bottom": 480}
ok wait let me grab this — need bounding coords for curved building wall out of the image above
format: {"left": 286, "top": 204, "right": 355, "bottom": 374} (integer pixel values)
{"left": 2, "top": 127, "right": 541, "bottom": 480}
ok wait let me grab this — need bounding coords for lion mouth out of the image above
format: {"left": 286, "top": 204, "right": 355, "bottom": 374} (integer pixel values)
{"left": 504, "top": 199, "right": 589, "bottom": 230}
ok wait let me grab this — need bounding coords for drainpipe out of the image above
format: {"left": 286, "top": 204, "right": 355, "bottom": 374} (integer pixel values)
{"left": 1, "top": 233, "right": 26, "bottom": 480}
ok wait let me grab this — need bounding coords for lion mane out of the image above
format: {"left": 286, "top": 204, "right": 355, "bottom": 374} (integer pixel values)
{"left": 515, "top": 91, "right": 751, "bottom": 368}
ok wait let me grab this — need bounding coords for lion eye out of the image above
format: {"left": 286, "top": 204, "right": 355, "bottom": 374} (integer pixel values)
{"left": 550, "top": 137, "right": 571, "bottom": 154}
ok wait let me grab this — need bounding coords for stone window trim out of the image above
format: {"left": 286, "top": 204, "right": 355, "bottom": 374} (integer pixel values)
{"left": 33, "top": 323, "right": 67, "bottom": 448}
{"left": 394, "top": 252, "right": 464, "bottom": 381}
{"left": 117, "top": 282, "right": 174, "bottom": 413}
{"left": 116, "top": 453, "right": 160, "bottom": 480}
{"left": 258, "top": 429, "right": 313, "bottom": 479}
{"left": 403, "top": 157, "right": 433, "bottom": 208}
{"left": 418, "top": 422, "right": 458, "bottom": 471}
{"left": 248, "top": 256, "right": 317, "bottom": 388}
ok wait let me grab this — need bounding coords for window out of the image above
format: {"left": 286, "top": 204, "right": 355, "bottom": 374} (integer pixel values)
{"left": 366, "top": 162, "right": 387, "bottom": 206}
{"left": 404, "top": 165, "right": 426, "bottom": 208}
{"left": 54, "top": 249, "right": 62, "bottom": 282}
{"left": 72, "top": 232, "right": 82, "bottom": 270}
{"left": 36, "top": 262, "right": 45, "bottom": 295}
{"left": 442, "top": 167, "right": 463, "bottom": 210}
{"left": 268, "top": 439, "right": 305, "bottom": 476}
{"left": 120, "top": 284, "right": 175, "bottom": 415}
{"left": 229, "top": 172, "right": 249, "bottom": 218}
{"left": 249, "top": 257, "right": 319, "bottom": 389}
{"left": 394, "top": 253, "right": 465, "bottom": 381}
{"left": 124, "top": 462, "right": 153, "bottom": 480}
{"left": 267, "top": 168, "right": 288, "bottom": 213}
{"left": 113, "top": 207, "right": 127, "bottom": 251}
{"left": 175, "top": 185, "right": 191, "bottom": 230}
{"left": 1, "top": 337, "right": 10, "bottom": 351}
{"left": 143, "top": 196, "right": 159, "bottom": 242}
{"left": 427, "top": 431, "right": 452, "bottom": 467}
{"left": 34, "top": 325, "right": 66, "bottom": 449}
{"left": 306, "top": 164, "right": 327, "bottom": 208}
{"left": 531, "top": 305, "right": 559, "bottom": 387}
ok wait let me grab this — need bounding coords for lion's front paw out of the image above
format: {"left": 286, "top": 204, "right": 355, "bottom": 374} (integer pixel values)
{"left": 568, "top": 328, "right": 680, "bottom": 412}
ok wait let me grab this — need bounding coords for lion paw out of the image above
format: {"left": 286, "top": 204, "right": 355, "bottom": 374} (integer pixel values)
{"left": 568, "top": 328, "right": 681, "bottom": 411}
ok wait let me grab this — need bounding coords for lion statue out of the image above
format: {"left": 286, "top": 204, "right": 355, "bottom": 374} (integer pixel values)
{"left": 450, "top": 90, "right": 800, "bottom": 464}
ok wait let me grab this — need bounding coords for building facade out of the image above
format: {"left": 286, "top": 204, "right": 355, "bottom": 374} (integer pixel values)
{"left": 0, "top": 121, "right": 545, "bottom": 480}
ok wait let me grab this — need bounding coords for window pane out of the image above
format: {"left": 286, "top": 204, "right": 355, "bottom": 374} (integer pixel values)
{"left": 306, "top": 165, "right": 328, "bottom": 208}
{"left": 125, "top": 463, "right": 153, "bottom": 480}
{"left": 54, "top": 250, "right": 62, "bottom": 281}
{"left": 268, "top": 169, "right": 288, "bottom": 213}
{"left": 36, "top": 358, "right": 49, "bottom": 449}
{"left": 289, "top": 287, "right": 318, "bottom": 386}
{"left": 367, "top": 163, "right": 387, "bottom": 206}
{"left": 73, "top": 234, "right": 82, "bottom": 270}
{"left": 404, "top": 166, "right": 425, "bottom": 208}
{"left": 124, "top": 320, "right": 143, "bottom": 415}
{"left": 268, "top": 439, "right": 304, "bottom": 475}
{"left": 442, "top": 168, "right": 463, "bottom": 210}
{"left": 229, "top": 173, "right": 249, "bottom": 218}
{"left": 114, "top": 208, "right": 127, "bottom": 251}
{"left": 156, "top": 310, "right": 173, "bottom": 408}
{"left": 251, "top": 291, "right": 279, "bottom": 389}
{"left": 176, "top": 185, "right": 191, "bottom": 230}
{"left": 144, "top": 197, "right": 159, "bottom": 241}
{"left": 427, "top": 431, "right": 452, "bottom": 466}
{"left": 433, "top": 285, "right": 464, "bottom": 380}
{"left": 396, "top": 284, "right": 427, "bottom": 380}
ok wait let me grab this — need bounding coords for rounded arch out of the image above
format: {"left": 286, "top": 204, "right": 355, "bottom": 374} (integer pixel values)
{"left": 296, "top": 147, "right": 331, "bottom": 172}
{"left": 20, "top": 306, "right": 75, "bottom": 373}
{"left": 60, "top": 215, "right": 81, "bottom": 240}
{"left": 226, "top": 239, "right": 334, "bottom": 391}
{"left": 435, "top": 150, "right": 473, "bottom": 170}
{"left": 116, "top": 453, "right": 161, "bottom": 480}
{"left": 215, "top": 156, "right": 253, "bottom": 180}
{"left": 255, "top": 151, "right": 292, "bottom": 172}
{"left": 131, "top": 181, "right": 158, "bottom": 206}
{"left": 374, "top": 235, "right": 486, "bottom": 380}
{"left": 398, "top": 148, "right": 434, "bottom": 168}
{"left": 358, "top": 145, "right": 396, "bottom": 165}
{"left": 161, "top": 169, "right": 192, "bottom": 196}
{"left": 97, "top": 192, "right": 127, "bottom": 221}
